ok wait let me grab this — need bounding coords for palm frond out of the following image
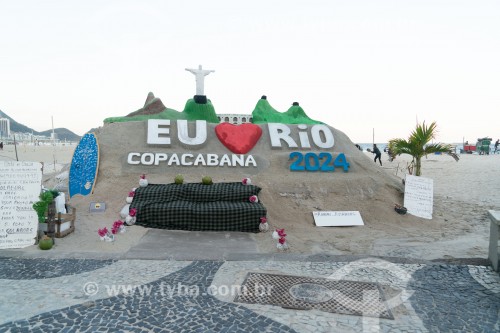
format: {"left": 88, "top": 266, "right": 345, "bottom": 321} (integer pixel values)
{"left": 423, "top": 143, "right": 460, "bottom": 161}
{"left": 388, "top": 121, "right": 458, "bottom": 175}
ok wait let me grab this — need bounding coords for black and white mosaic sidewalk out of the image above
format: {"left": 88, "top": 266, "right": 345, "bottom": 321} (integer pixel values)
{"left": 0, "top": 258, "right": 499, "bottom": 332}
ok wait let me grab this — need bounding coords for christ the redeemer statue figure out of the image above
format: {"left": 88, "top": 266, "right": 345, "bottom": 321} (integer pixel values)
{"left": 185, "top": 65, "right": 215, "bottom": 96}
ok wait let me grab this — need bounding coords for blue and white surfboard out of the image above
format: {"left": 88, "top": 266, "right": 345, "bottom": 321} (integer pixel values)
{"left": 69, "top": 133, "right": 100, "bottom": 198}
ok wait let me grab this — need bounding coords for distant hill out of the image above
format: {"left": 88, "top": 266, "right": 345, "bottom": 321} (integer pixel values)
{"left": 0, "top": 109, "right": 81, "bottom": 141}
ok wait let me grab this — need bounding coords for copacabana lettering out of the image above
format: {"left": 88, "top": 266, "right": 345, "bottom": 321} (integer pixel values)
{"left": 127, "top": 153, "right": 257, "bottom": 167}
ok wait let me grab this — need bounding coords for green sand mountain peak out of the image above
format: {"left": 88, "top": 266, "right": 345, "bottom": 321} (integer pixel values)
{"left": 103, "top": 93, "right": 220, "bottom": 124}
{"left": 251, "top": 98, "right": 322, "bottom": 125}
{"left": 103, "top": 93, "right": 322, "bottom": 125}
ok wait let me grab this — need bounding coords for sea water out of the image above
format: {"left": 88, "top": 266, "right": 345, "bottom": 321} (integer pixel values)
{"left": 357, "top": 143, "right": 387, "bottom": 152}
{"left": 355, "top": 143, "right": 498, "bottom": 154}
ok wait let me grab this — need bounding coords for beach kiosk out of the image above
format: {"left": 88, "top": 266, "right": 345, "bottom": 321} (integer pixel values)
{"left": 476, "top": 137, "right": 492, "bottom": 155}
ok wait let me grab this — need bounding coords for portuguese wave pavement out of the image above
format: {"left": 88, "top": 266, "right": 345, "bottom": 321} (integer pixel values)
{"left": 0, "top": 248, "right": 499, "bottom": 333}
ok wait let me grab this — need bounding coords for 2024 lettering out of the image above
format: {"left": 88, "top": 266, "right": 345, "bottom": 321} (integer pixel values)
{"left": 289, "top": 152, "right": 349, "bottom": 172}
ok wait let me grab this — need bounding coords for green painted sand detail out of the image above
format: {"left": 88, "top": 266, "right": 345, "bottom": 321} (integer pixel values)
{"left": 104, "top": 108, "right": 188, "bottom": 123}
{"left": 104, "top": 99, "right": 220, "bottom": 124}
{"left": 103, "top": 97, "right": 321, "bottom": 124}
{"left": 251, "top": 99, "right": 322, "bottom": 124}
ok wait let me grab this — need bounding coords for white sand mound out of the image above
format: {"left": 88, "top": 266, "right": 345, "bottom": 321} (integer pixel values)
{"left": 15, "top": 122, "right": 498, "bottom": 260}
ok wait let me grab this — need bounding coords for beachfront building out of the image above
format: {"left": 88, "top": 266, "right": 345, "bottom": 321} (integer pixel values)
{"left": 217, "top": 114, "right": 252, "bottom": 124}
{"left": 0, "top": 118, "right": 10, "bottom": 138}
{"left": 14, "top": 132, "right": 39, "bottom": 142}
{"left": 4, "top": 131, "right": 54, "bottom": 144}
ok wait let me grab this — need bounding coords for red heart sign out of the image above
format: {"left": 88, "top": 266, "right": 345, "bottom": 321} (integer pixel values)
{"left": 215, "top": 123, "right": 263, "bottom": 154}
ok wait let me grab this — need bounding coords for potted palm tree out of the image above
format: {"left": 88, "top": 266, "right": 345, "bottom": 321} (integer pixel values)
{"left": 388, "top": 121, "right": 459, "bottom": 176}
{"left": 33, "top": 192, "right": 53, "bottom": 221}
{"left": 33, "top": 189, "right": 59, "bottom": 240}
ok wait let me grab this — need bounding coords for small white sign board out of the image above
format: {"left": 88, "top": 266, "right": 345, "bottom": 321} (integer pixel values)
{"left": 404, "top": 175, "right": 433, "bottom": 219}
{"left": 0, "top": 161, "right": 42, "bottom": 249}
{"left": 313, "top": 211, "right": 364, "bottom": 227}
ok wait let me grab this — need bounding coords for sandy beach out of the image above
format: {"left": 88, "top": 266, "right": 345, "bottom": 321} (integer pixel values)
{"left": 1, "top": 139, "right": 498, "bottom": 261}
{"left": 0, "top": 142, "right": 75, "bottom": 174}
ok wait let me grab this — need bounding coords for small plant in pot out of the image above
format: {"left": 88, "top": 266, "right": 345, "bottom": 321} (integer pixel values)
{"left": 33, "top": 191, "right": 56, "bottom": 223}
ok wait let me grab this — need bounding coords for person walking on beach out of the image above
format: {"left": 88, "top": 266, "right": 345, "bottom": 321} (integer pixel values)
{"left": 495, "top": 139, "right": 499, "bottom": 153}
{"left": 372, "top": 144, "right": 382, "bottom": 166}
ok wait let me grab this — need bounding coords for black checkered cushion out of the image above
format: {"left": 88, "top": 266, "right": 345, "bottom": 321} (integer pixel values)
{"left": 130, "top": 183, "right": 266, "bottom": 232}
{"left": 132, "top": 183, "right": 262, "bottom": 203}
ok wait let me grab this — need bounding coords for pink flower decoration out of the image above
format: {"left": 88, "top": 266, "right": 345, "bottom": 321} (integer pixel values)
{"left": 276, "top": 228, "right": 286, "bottom": 237}
{"left": 129, "top": 208, "right": 137, "bottom": 217}
{"left": 140, "top": 174, "right": 146, "bottom": 179}
{"left": 111, "top": 226, "right": 119, "bottom": 234}
{"left": 259, "top": 217, "right": 269, "bottom": 232}
{"left": 249, "top": 195, "right": 258, "bottom": 203}
{"left": 98, "top": 227, "right": 108, "bottom": 237}
{"left": 113, "top": 220, "right": 124, "bottom": 228}
{"left": 242, "top": 178, "right": 251, "bottom": 185}
{"left": 128, "top": 191, "right": 135, "bottom": 197}
{"left": 279, "top": 237, "right": 286, "bottom": 245}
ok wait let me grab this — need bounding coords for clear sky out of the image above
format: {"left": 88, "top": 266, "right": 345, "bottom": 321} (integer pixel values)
{"left": 1, "top": 0, "right": 498, "bottom": 143}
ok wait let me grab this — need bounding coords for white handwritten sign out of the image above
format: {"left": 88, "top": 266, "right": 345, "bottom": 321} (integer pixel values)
{"left": 312, "top": 211, "right": 364, "bottom": 227}
{"left": 404, "top": 175, "right": 433, "bottom": 219}
{"left": 0, "top": 161, "right": 42, "bottom": 249}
